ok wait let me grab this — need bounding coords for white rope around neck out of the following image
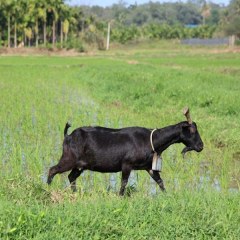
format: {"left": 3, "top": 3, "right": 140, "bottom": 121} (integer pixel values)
{"left": 150, "top": 129, "right": 157, "bottom": 152}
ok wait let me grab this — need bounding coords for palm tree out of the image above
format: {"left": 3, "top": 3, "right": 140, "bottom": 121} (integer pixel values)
{"left": 1, "top": 0, "right": 14, "bottom": 48}
{"left": 47, "top": 0, "right": 65, "bottom": 47}
{"left": 51, "top": 7, "right": 59, "bottom": 46}
{"left": 59, "top": 4, "right": 72, "bottom": 47}
{"left": 0, "top": 1, "right": 5, "bottom": 46}
{"left": 30, "top": 0, "right": 41, "bottom": 47}
{"left": 29, "top": 0, "right": 49, "bottom": 47}
{"left": 222, "top": 0, "right": 240, "bottom": 38}
{"left": 201, "top": 1, "right": 211, "bottom": 25}
{"left": 35, "top": 0, "right": 47, "bottom": 46}
{"left": 12, "top": 0, "right": 27, "bottom": 48}
{"left": 63, "top": 19, "right": 70, "bottom": 43}
{"left": 19, "top": 0, "right": 28, "bottom": 47}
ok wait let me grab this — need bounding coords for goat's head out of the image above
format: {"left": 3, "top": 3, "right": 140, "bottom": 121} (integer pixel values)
{"left": 180, "top": 107, "right": 204, "bottom": 156}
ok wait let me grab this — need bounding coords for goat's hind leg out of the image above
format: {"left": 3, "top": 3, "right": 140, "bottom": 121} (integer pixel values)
{"left": 147, "top": 170, "right": 166, "bottom": 192}
{"left": 47, "top": 165, "right": 59, "bottom": 185}
{"left": 47, "top": 162, "right": 74, "bottom": 185}
{"left": 68, "top": 168, "right": 84, "bottom": 192}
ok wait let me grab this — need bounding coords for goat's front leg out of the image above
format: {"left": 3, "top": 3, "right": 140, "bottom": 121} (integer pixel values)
{"left": 68, "top": 168, "right": 84, "bottom": 192}
{"left": 147, "top": 170, "right": 166, "bottom": 192}
{"left": 119, "top": 166, "right": 131, "bottom": 196}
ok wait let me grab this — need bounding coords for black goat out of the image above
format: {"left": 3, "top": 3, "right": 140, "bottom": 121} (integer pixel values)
{"left": 47, "top": 108, "right": 203, "bottom": 195}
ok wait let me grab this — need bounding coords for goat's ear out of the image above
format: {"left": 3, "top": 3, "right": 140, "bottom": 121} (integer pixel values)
{"left": 182, "top": 122, "right": 196, "bottom": 133}
{"left": 182, "top": 122, "right": 193, "bottom": 134}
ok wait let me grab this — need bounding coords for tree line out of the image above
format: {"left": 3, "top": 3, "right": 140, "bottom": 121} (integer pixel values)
{"left": 0, "top": 0, "right": 239, "bottom": 49}
{"left": 0, "top": 0, "right": 86, "bottom": 48}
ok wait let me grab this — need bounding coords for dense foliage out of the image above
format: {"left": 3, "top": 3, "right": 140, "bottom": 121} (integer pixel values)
{"left": 221, "top": 0, "right": 240, "bottom": 37}
{"left": 110, "top": 24, "right": 216, "bottom": 43}
{"left": 82, "top": 1, "right": 220, "bottom": 26}
{"left": 0, "top": 0, "right": 235, "bottom": 48}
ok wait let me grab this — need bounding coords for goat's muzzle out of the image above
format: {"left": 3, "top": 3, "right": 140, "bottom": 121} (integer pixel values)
{"left": 195, "top": 142, "right": 204, "bottom": 152}
{"left": 182, "top": 142, "right": 203, "bottom": 157}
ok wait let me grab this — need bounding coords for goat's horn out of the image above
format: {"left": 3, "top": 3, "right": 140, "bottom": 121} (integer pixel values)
{"left": 183, "top": 107, "right": 192, "bottom": 124}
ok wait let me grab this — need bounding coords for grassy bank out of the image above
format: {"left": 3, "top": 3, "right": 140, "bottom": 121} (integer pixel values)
{"left": 0, "top": 42, "right": 239, "bottom": 238}
{"left": 1, "top": 187, "right": 239, "bottom": 239}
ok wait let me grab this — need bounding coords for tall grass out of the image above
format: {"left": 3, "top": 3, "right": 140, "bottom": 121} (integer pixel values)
{"left": 1, "top": 187, "right": 240, "bottom": 239}
{"left": 0, "top": 43, "right": 239, "bottom": 238}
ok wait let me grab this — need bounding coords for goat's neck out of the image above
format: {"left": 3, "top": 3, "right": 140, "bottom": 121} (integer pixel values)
{"left": 152, "top": 124, "right": 181, "bottom": 154}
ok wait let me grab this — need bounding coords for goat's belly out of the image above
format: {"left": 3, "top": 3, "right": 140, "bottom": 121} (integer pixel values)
{"left": 91, "top": 165, "right": 121, "bottom": 173}
{"left": 77, "top": 158, "right": 122, "bottom": 173}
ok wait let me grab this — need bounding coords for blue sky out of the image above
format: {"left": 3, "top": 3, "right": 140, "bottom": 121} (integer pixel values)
{"left": 68, "top": 0, "right": 230, "bottom": 7}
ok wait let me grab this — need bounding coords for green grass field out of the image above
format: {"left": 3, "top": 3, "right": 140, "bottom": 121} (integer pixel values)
{"left": 0, "top": 42, "right": 240, "bottom": 239}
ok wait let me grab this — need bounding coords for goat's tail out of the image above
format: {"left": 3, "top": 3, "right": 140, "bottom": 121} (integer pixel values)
{"left": 64, "top": 122, "right": 71, "bottom": 137}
